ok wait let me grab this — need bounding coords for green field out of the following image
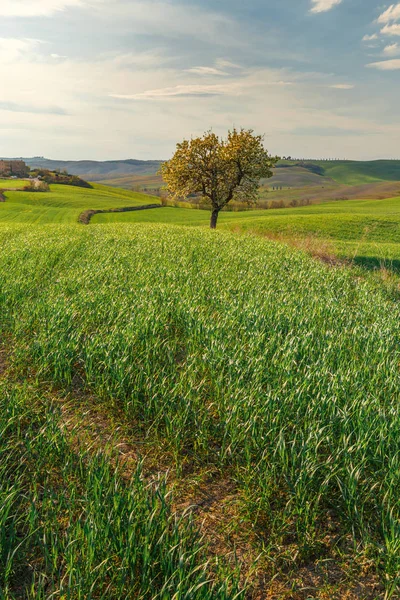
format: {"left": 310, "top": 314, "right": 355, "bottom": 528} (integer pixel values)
{"left": 318, "top": 160, "right": 400, "bottom": 185}
{"left": 277, "top": 159, "right": 400, "bottom": 186}
{"left": 1, "top": 223, "right": 399, "bottom": 597}
{"left": 0, "top": 178, "right": 28, "bottom": 189}
{"left": 92, "top": 195, "right": 400, "bottom": 269}
{"left": 1, "top": 181, "right": 400, "bottom": 597}
{"left": 0, "top": 183, "right": 158, "bottom": 223}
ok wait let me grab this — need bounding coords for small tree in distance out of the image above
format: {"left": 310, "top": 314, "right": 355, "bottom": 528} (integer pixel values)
{"left": 161, "top": 128, "right": 279, "bottom": 229}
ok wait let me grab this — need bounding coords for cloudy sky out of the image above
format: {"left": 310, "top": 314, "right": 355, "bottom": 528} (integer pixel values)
{"left": 0, "top": 0, "right": 399, "bottom": 160}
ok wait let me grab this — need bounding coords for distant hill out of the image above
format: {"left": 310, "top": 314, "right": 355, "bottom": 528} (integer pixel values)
{"left": 1, "top": 157, "right": 163, "bottom": 179}
{"left": 3, "top": 157, "right": 400, "bottom": 194}
{"left": 279, "top": 160, "right": 400, "bottom": 186}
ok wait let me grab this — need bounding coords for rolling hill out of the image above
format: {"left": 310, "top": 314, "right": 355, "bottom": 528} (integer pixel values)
{"left": 1, "top": 157, "right": 163, "bottom": 179}
{"left": 1, "top": 178, "right": 400, "bottom": 597}
{"left": 5, "top": 158, "right": 400, "bottom": 194}
{"left": 280, "top": 159, "right": 400, "bottom": 186}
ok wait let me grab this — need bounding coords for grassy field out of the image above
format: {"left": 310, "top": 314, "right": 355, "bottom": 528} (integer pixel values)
{"left": 316, "top": 160, "right": 400, "bottom": 185}
{"left": 92, "top": 195, "right": 400, "bottom": 269}
{"left": 0, "top": 183, "right": 159, "bottom": 223}
{"left": 1, "top": 180, "right": 400, "bottom": 597}
{"left": 0, "top": 378, "right": 240, "bottom": 599}
{"left": 0, "top": 178, "right": 28, "bottom": 189}
{"left": 1, "top": 223, "right": 399, "bottom": 597}
{"left": 95, "top": 172, "right": 163, "bottom": 191}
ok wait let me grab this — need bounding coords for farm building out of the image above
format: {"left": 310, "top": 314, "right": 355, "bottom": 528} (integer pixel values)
{"left": 0, "top": 160, "right": 29, "bottom": 178}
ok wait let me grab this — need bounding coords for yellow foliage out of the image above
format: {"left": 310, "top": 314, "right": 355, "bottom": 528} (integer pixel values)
{"left": 161, "top": 128, "right": 279, "bottom": 227}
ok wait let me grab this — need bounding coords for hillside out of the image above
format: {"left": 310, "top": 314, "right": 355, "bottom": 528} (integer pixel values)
{"left": 0, "top": 182, "right": 159, "bottom": 223}
{"left": 3, "top": 180, "right": 400, "bottom": 270}
{"left": 4, "top": 159, "right": 400, "bottom": 196}
{"left": 1, "top": 157, "right": 163, "bottom": 179}
{"left": 91, "top": 192, "right": 400, "bottom": 270}
{"left": 1, "top": 221, "right": 400, "bottom": 598}
{"left": 1, "top": 180, "right": 400, "bottom": 597}
{"left": 280, "top": 159, "right": 400, "bottom": 186}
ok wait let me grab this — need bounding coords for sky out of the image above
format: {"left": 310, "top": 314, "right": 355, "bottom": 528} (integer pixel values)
{"left": 0, "top": 0, "right": 400, "bottom": 160}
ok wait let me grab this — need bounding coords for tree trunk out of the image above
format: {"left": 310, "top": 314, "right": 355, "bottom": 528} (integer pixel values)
{"left": 210, "top": 208, "right": 219, "bottom": 229}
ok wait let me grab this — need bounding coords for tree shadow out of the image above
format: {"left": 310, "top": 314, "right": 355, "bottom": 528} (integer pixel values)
{"left": 352, "top": 255, "right": 400, "bottom": 273}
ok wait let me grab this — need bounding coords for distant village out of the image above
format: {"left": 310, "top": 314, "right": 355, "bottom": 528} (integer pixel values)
{"left": 0, "top": 160, "right": 29, "bottom": 178}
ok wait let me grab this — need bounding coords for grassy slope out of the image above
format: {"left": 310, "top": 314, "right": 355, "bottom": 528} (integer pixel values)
{"left": 309, "top": 160, "right": 400, "bottom": 185}
{"left": 92, "top": 196, "right": 400, "bottom": 269}
{"left": 0, "top": 178, "right": 28, "bottom": 189}
{"left": 2, "top": 180, "right": 400, "bottom": 595}
{"left": 0, "top": 183, "right": 159, "bottom": 223}
{"left": 95, "top": 173, "right": 163, "bottom": 190}
{"left": 2, "top": 179, "right": 400, "bottom": 268}
{"left": 0, "top": 379, "right": 237, "bottom": 599}
{"left": 265, "top": 166, "right": 335, "bottom": 188}
{"left": 1, "top": 224, "right": 399, "bottom": 596}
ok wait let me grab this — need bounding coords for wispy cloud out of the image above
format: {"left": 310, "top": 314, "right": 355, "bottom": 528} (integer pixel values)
{"left": 110, "top": 77, "right": 293, "bottom": 101}
{"left": 377, "top": 3, "right": 400, "bottom": 25}
{"left": 216, "top": 59, "right": 243, "bottom": 70}
{"left": 106, "top": 50, "right": 168, "bottom": 69}
{"left": 0, "top": 38, "right": 44, "bottom": 62}
{"left": 0, "top": 0, "right": 399, "bottom": 160}
{"left": 90, "top": 1, "right": 240, "bottom": 47}
{"left": 381, "top": 23, "right": 400, "bottom": 36}
{"left": 310, "top": 0, "right": 342, "bottom": 14}
{"left": 0, "top": 100, "right": 67, "bottom": 115}
{"left": 185, "top": 67, "right": 228, "bottom": 76}
{"left": 383, "top": 42, "right": 400, "bottom": 55}
{"left": 367, "top": 58, "right": 400, "bottom": 70}
{"left": 330, "top": 83, "right": 354, "bottom": 89}
{"left": 110, "top": 83, "right": 240, "bottom": 100}
{"left": 0, "top": 0, "right": 82, "bottom": 18}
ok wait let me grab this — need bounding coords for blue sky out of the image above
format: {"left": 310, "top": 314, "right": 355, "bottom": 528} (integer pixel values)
{"left": 1, "top": 0, "right": 400, "bottom": 160}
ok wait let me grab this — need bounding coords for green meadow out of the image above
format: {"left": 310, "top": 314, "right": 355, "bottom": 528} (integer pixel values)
{"left": 316, "top": 160, "right": 400, "bottom": 186}
{"left": 93, "top": 195, "right": 400, "bottom": 269}
{"left": 0, "top": 178, "right": 28, "bottom": 189}
{"left": 0, "top": 183, "right": 157, "bottom": 223}
{"left": 1, "top": 180, "right": 400, "bottom": 598}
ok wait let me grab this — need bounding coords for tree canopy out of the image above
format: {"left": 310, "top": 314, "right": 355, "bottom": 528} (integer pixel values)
{"left": 161, "top": 128, "right": 279, "bottom": 228}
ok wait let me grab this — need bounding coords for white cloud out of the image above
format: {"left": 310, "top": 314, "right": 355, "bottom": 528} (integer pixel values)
{"left": 383, "top": 42, "right": 400, "bottom": 55}
{"left": 110, "top": 83, "right": 241, "bottom": 100}
{"left": 1, "top": 49, "right": 398, "bottom": 160}
{"left": 377, "top": 3, "right": 400, "bottom": 24}
{"left": 185, "top": 66, "right": 228, "bottom": 76}
{"left": 367, "top": 58, "right": 400, "bottom": 69}
{"left": 362, "top": 34, "right": 378, "bottom": 41}
{"left": 0, "top": 0, "right": 82, "bottom": 17}
{"left": 90, "top": 1, "right": 240, "bottom": 47}
{"left": 0, "top": 38, "right": 43, "bottom": 62}
{"left": 107, "top": 50, "right": 168, "bottom": 69}
{"left": 381, "top": 23, "right": 400, "bottom": 35}
{"left": 216, "top": 59, "right": 243, "bottom": 70}
{"left": 110, "top": 77, "right": 294, "bottom": 101}
{"left": 330, "top": 84, "right": 355, "bottom": 89}
{"left": 0, "top": 1, "right": 399, "bottom": 161}
{"left": 310, "top": 0, "right": 342, "bottom": 14}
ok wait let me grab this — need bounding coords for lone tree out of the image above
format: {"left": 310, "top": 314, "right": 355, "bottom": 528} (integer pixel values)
{"left": 161, "top": 128, "right": 279, "bottom": 229}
